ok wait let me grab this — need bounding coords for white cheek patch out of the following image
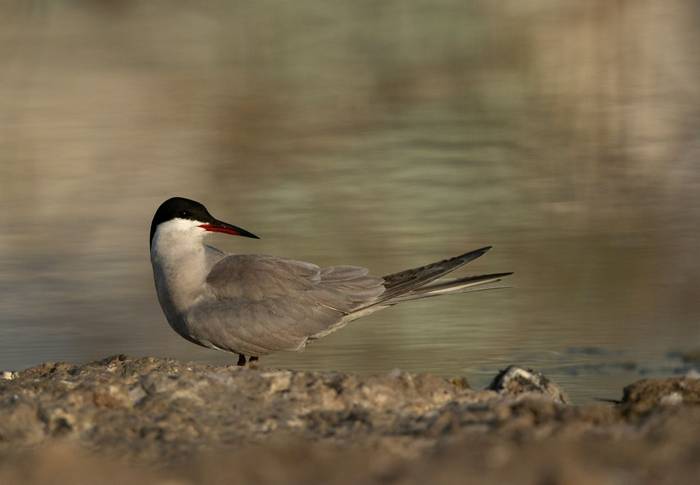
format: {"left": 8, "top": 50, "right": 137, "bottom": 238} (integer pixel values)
{"left": 152, "top": 218, "right": 207, "bottom": 252}
{"left": 165, "top": 218, "right": 204, "bottom": 231}
{"left": 157, "top": 218, "right": 207, "bottom": 236}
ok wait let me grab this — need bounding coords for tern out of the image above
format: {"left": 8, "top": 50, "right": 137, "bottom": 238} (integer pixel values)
{"left": 150, "top": 197, "right": 511, "bottom": 366}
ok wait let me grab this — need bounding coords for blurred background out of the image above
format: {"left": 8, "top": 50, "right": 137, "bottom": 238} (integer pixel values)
{"left": 1, "top": 0, "right": 699, "bottom": 402}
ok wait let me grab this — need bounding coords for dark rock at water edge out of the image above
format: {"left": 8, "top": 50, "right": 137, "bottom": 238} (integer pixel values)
{"left": 488, "top": 365, "right": 571, "bottom": 404}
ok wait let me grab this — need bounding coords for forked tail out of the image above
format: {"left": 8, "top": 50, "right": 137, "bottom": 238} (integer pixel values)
{"left": 383, "top": 271, "right": 512, "bottom": 304}
{"left": 357, "top": 246, "right": 512, "bottom": 311}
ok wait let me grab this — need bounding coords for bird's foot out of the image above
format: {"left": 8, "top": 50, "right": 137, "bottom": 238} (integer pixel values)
{"left": 236, "top": 354, "right": 259, "bottom": 368}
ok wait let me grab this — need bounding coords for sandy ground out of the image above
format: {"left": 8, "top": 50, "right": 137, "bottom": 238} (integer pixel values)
{"left": 1, "top": 355, "right": 699, "bottom": 484}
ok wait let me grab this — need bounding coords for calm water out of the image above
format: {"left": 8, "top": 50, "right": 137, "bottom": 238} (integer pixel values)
{"left": 1, "top": 1, "right": 699, "bottom": 402}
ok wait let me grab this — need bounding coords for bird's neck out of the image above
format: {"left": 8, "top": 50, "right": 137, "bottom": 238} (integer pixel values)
{"left": 150, "top": 227, "right": 210, "bottom": 317}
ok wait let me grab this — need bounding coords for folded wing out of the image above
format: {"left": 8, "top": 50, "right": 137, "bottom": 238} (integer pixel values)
{"left": 185, "top": 255, "right": 385, "bottom": 356}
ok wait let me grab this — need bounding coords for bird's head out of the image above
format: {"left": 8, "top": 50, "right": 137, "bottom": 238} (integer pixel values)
{"left": 150, "top": 197, "right": 259, "bottom": 249}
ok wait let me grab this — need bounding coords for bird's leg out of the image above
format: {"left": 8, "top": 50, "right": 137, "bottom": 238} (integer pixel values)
{"left": 236, "top": 354, "right": 246, "bottom": 366}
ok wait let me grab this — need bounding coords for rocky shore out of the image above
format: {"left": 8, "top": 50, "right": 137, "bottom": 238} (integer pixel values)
{"left": 1, "top": 355, "right": 699, "bottom": 484}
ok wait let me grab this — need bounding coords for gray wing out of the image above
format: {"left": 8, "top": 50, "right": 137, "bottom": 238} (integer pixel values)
{"left": 185, "top": 255, "right": 385, "bottom": 356}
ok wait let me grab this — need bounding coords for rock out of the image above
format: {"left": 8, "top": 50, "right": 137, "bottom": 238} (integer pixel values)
{"left": 1, "top": 371, "right": 17, "bottom": 381}
{"left": 620, "top": 377, "right": 700, "bottom": 417}
{"left": 487, "top": 365, "right": 571, "bottom": 404}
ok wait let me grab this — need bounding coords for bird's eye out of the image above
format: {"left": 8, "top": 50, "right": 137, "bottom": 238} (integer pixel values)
{"left": 180, "top": 211, "right": 189, "bottom": 218}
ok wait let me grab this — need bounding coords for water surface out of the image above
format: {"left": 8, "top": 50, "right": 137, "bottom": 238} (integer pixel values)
{"left": 1, "top": 1, "right": 699, "bottom": 402}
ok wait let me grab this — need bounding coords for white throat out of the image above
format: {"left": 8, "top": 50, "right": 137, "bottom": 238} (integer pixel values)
{"left": 150, "top": 218, "right": 210, "bottom": 320}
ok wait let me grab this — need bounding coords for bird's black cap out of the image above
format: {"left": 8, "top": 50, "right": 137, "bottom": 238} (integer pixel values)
{"left": 150, "top": 197, "right": 259, "bottom": 248}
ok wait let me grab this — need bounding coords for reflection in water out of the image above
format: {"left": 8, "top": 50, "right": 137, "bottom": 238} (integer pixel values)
{"left": 0, "top": 1, "right": 699, "bottom": 402}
